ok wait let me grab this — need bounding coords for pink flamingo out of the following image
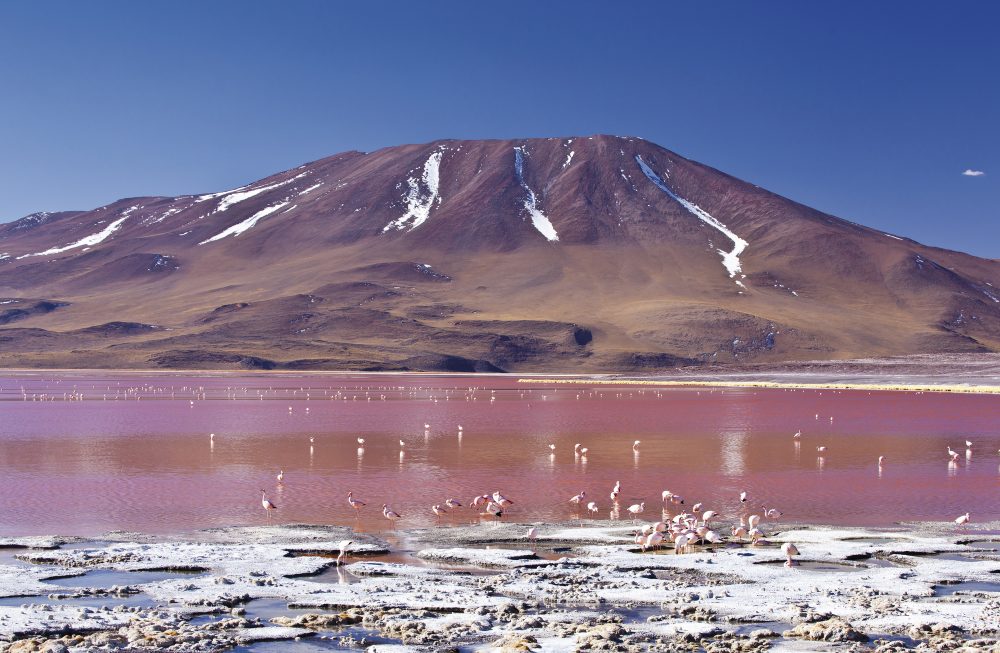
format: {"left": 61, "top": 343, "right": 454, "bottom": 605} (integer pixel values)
{"left": 260, "top": 490, "right": 277, "bottom": 519}
{"left": 782, "top": 542, "right": 799, "bottom": 567}
{"left": 347, "top": 491, "right": 366, "bottom": 515}
{"left": 336, "top": 539, "right": 352, "bottom": 565}
{"left": 382, "top": 504, "right": 402, "bottom": 525}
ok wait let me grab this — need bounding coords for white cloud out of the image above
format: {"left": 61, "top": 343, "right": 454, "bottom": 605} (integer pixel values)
{"left": 962, "top": 169, "right": 985, "bottom": 177}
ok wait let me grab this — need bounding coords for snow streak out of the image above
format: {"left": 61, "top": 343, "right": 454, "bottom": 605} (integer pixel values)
{"left": 635, "top": 155, "right": 747, "bottom": 286}
{"left": 514, "top": 147, "right": 559, "bottom": 242}
{"left": 199, "top": 202, "right": 291, "bottom": 244}
{"left": 18, "top": 207, "right": 138, "bottom": 258}
{"left": 383, "top": 149, "right": 444, "bottom": 232}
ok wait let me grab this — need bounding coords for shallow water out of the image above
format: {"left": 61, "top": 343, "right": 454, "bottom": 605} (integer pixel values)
{"left": 1, "top": 372, "right": 998, "bottom": 536}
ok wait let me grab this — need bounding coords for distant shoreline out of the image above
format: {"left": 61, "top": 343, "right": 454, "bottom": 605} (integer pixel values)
{"left": 517, "top": 377, "right": 1000, "bottom": 395}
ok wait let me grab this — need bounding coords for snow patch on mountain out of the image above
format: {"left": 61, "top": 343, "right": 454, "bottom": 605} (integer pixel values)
{"left": 18, "top": 206, "right": 139, "bottom": 258}
{"left": 297, "top": 182, "right": 324, "bottom": 196}
{"left": 513, "top": 147, "right": 559, "bottom": 242}
{"left": 199, "top": 202, "right": 291, "bottom": 244}
{"left": 197, "top": 173, "right": 308, "bottom": 214}
{"left": 636, "top": 155, "right": 747, "bottom": 286}
{"left": 383, "top": 148, "right": 444, "bottom": 233}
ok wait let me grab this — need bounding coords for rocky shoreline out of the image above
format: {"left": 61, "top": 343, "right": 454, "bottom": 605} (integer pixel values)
{"left": 0, "top": 520, "right": 997, "bottom": 652}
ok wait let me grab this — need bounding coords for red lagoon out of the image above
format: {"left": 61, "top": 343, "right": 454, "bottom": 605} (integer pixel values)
{"left": 0, "top": 373, "right": 997, "bottom": 536}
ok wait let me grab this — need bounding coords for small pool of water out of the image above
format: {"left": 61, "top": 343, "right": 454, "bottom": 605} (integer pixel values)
{"left": 933, "top": 581, "right": 1000, "bottom": 596}
{"left": 755, "top": 559, "right": 864, "bottom": 572}
{"left": 45, "top": 568, "right": 204, "bottom": 588}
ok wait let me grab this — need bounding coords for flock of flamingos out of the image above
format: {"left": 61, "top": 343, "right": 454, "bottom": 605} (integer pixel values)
{"left": 253, "top": 422, "right": 981, "bottom": 568}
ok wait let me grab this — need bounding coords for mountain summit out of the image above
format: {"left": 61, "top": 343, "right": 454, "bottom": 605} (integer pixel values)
{"left": 1, "top": 135, "right": 998, "bottom": 371}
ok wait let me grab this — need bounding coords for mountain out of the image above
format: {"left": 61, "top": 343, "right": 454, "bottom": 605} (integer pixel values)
{"left": 1, "top": 135, "right": 999, "bottom": 372}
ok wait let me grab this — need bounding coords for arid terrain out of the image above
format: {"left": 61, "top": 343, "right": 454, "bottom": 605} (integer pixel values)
{"left": 2, "top": 136, "right": 999, "bottom": 372}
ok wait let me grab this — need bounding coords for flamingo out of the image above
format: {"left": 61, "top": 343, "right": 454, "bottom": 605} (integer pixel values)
{"left": 347, "top": 491, "right": 366, "bottom": 514}
{"left": 627, "top": 502, "right": 645, "bottom": 520}
{"left": 382, "top": 504, "right": 402, "bottom": 524}
{"left": 483, "top": 501, "right": 504, "bottom": 518}
{"left": 445, "top": 498, "right": 462, "bottom": 509}
{"left": 471, "top": 494, "right": 489, "bottom": 509}
{"left": 749, "top": 527, "right": 765, "bottom": 544}
{"left": 399, "top": 439, "right": 406, "bottom": 448}
{"left": 704, "top": 530, "right": 720, "bottom": 544}
{"left": 276, "top": 469, "right": 284, "bottom": 483}
{"left": 574, "top": 443, "right": 582, "bottom": 454}
{"left": 643, "top": 531, "right": 663, "bottom": 552}
{"left": 739, "top": 491, "right": 748, "bottom": 503}
{"left": 586, "top": 501, "right": 599, "bottom": 516}
{"left": 357, "top": 437, "right": 365, "bottom": 445}
{"left": 748, "top": 514, "right": 761, "bottom": 530}
{"left": 691, "top": 502, "right": 702, "bottom": 514}
{"left": 674, "top": 534, "right": 690, "bottom": 554}
{"left": 731, "top": 526, "right": 748, "bottom": 541}
{"left": 632, "top": 440, "right": 641, "bottom": 452}
{"left": 782, "top": 542, "right": 800, "bottom": 567}
{"left": 878, "top": 455, "right": 885, "bottom": 467}
{"left": 493, "top": 490, "right": 513, "bottom": 506}
{"left": 965, "top": 440, "right": 972, "bottom": 449}
{"left": 260, "top": 490, "right": 277, "bottom": 518}
{"left": 955, "top": 512, "right": 970, "bottom": 526}
{"left": 702, "top": 510, "right": 717, "bottom": 525}
{"left": 816, "top": 445, "right": 827, "bottom": 453}
{"left": 336, "top": 539, "right": 352, "bottom": 565}
{"left": 526, "top": 526, "right": 537, "bottom": 543}
{"left": 793, "top": 430, "right": 801, "bottom": 439}
{"left": 432, "top": 504, "right": 447, "bottom": 517}
{"left": 763, "top": 508, "right": 783, "bottom": 521}
{"left": 579, "top": 447, "right": 589, "bottom": 456}
{"left": 548, "top": 443, "right": 556, "bottom": 451}
{"left": 569, "top": 491, "right": 586, "bottom": 505}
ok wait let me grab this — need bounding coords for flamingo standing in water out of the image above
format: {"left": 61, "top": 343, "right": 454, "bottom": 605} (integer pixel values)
{"left": 627, "top": 502, "right": 645, "bottom": 520}
{"left": 357, "top": 437, "right": 366, "bottom": 446}
{"left": 793, "top": 430, "right": 801, "bottom": 439}
{"left": 569, "top": 491, "right": 586, "bottom": 505}
{"left": 382, "top": 504, "right": 402, "bottom": 525}
{"left": 739, "top": 491, "right": 748, "bottom": 503}
{"left": 878, "top": 455, "right": 885, "bottom": 467}
{"left": 432, "top": 504, "right": 447, "bottom": 518}
{"left": 525, "top": 526, "right": 537, "bottom": 543}
{"left": 955, "top": 512, "right": 970, "bottom": 527}
{"left": 347, "top": 491, "right": 366, "bottom": 515}
{"left": 632, "top": 440, "right": 641, "bottom": 452}
{"left": 276, "top": 469, "right": 284, "bottom": 483}
{"left": 586, "top": 501, "right": 599, "bottom": 516}
{"left": 445, "top": 498, "right": 462, "bottom": 509}
{"left": 782, "top": 542, "right": 800, "bottom": 567}
{"left": 260, "top": 490, "right": 277, "bottom": 518}
{"left": 336, "top": 539, "right": 352, "bottom": 565}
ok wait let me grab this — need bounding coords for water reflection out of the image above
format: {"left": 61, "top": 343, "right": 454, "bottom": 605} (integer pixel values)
{"left": 720, "top": 428, "right": 749, "bottom": 477}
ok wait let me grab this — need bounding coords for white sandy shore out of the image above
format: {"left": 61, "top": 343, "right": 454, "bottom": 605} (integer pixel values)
{"left": 0, "top": 519, "right": 997, "bottom": 652}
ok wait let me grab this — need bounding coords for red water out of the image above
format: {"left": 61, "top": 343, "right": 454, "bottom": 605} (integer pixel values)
{"left": 0, "top": 373, "right": 997, "bottom": 536}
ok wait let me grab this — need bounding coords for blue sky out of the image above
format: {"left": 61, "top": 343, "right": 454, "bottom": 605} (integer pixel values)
{"left": 0, "top": 1, "right": 996, "bottom": 256}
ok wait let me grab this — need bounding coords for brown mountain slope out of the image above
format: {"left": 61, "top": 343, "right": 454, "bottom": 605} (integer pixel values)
{"left": 1, "top": 135, "right": 998, "bottom": 371}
